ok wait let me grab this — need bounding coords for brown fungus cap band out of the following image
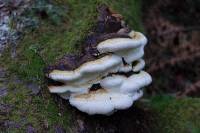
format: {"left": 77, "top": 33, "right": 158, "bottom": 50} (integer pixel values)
{"left": 45, "top": 5, "right": 152, "bottom": 115}
{"left": 45, "top": 5, "right": 131, "bottom": 72}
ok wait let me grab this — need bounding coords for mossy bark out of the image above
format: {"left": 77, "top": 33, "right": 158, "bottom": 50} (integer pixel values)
{"left": 0, "top": 0, "right": 200, "bottom": 132}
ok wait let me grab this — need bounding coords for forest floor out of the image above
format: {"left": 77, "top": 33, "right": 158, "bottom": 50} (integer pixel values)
{"left": 143, "top": 0, "right": 200, "bottom": 97}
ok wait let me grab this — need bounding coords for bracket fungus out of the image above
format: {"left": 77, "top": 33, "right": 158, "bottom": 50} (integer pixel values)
{"left": 45, "top": 6, "right": 152, "bottom": 115}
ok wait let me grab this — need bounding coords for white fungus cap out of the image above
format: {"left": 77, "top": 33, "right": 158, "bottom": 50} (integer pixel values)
{"left": 133, "top": 59, "right": 145, "bottom": 72}
{"left": 68, "top": 71, "right": 151, "bottom": 115}
{"left": 97, "top": 31, "right": 147, "bottom": 64}
{"left": 69, "top": 89, "right": 143, "bottom": 115}
{"left": 118, "top": 59, "right": 145, "bottom": 73}
{"left": 97, "top": 32, "right": 147, "bottom": 53}
{"left": 48, "top": 84, "right": 90, "bottom": 94}
{"left": 100, "top": 71, "right": 152, "bottom": 94}
{"left": 48, "top": 54, "right": 122, "bottom": 84}
{"left": 120, "top": 71, "right": 152, "bottom": 93}
{"left": 47, "top": 29, "right": 152, "bottom": 115}
{"left": 118, "top": 64, "right": 133, "bottom": 72}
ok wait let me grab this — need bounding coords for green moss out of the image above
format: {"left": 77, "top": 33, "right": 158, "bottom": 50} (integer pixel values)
{"left": 2, "top": 81, "right": 71, "bottom": 132}
{"left": 1, "top": 1, "right": 200, "bottom": 131}
{"left": 150, "top": 96, "right": 200, "bottom": 133}
{"left": 0, "top": 0, "right": 143, "bottom": 132}
{"left": 1, "top": 0, "right": 143, "bottom": 82}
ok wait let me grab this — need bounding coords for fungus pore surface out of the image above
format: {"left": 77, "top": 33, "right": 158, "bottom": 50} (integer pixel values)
{"left": 45, "top": 5, "right": 152, "bottom": 115}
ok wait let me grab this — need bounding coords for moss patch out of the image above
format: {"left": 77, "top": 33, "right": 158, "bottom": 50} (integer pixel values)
{"left": 1, "top": 1, "right": 200, "bottom": 132}
{"left": 0, "top": 0, "right": 143, "bottom": 132}
{"left": 149, "top": 96, "right": 200, "bottom": 133}
{"left": 1, "top": 79, "right": 71, "bottom": 132}
{"left": 1, "top": 0, "right": 143, "bottom": 82}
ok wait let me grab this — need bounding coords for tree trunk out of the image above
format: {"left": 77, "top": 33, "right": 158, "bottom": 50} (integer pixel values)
{"left": 0, "top": 0, "right": 200, "bottom": 132}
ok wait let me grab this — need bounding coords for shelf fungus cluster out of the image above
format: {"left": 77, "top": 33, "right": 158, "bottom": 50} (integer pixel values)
{"left": 45, "top": 6, "right": 152, "bottom": 115}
